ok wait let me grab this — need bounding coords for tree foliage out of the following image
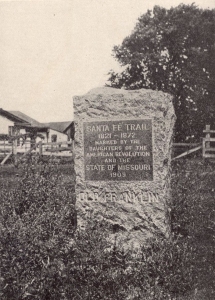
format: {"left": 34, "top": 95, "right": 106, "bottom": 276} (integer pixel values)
{"left": 107, "top": 4, "right": 215, "bottom": 141}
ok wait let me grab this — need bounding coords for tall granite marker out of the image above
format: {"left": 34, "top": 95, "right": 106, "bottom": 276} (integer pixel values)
{"left": 74, "top": 87, "right": 175, "bottom": 247}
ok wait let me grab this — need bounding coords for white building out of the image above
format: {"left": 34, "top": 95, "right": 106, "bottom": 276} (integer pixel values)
{"left": 0, "top": 108, "right": 74, "bottom": 143}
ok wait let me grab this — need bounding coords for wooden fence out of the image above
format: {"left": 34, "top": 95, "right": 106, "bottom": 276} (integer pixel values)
{"left": 0, "top": 138, "right": 73, "bottom": 165}
{"left": 1, "top": 125, "right": 215, "bottom": 164}
{"left": 173, "top": 125, "right": 215, "bottom": 160}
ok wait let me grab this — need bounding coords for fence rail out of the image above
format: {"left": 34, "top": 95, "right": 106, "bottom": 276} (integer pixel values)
{"left": 0, "top": 138, "right": 73, "bottom": 165}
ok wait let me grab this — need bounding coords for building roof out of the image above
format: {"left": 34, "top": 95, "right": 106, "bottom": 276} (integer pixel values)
{"left": 0, "top": 108, "right": 73, "bottom": 133}
{"left": 8, "top": 111, "right": 47, "bottom": 128}
{"left": 0, "top": 108, "right": 26, "bottom": 124}
{"left": 44, "top": 121, "right": 73, "bottom": 133}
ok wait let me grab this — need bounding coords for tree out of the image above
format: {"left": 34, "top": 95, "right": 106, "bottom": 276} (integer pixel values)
{"left": 107, "top": 4, "right": 215, "bottom": 142}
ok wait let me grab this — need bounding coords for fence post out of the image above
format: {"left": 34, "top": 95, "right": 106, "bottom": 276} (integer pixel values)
{"left": 203, "top": 125, "right": 211, "bottom": 158}
{"left": 14, "top": 138, "right": 17, "bottom": 165}
{"left": 205, "top": 125, "right": 211, "bottom": 148}
{"left": 72, "top": 139, "right": 74, "bottom": 153}
{"left": 39, "top": 141, "right": 42, "bottom": 156}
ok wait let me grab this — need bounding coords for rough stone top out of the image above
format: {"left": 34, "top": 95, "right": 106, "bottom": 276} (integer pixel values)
{"left": 75, "top": 86, "right": 172, "bottom": 103}
{"left": 86, "top": 86, "right": 145, "bottom": 95}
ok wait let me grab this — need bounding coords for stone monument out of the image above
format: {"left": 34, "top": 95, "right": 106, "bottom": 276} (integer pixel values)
{"left": 73, "top": 87, "right": 175, "bottom": 248}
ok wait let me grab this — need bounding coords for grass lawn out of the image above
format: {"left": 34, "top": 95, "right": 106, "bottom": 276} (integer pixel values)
{"left": 171, "top": 157, "right": 215, "bottom": 300}
{"left": 0, "top": 157, "right": 75, "bottom": 190}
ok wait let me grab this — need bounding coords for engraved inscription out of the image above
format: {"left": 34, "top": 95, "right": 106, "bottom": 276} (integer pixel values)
{"left": 83, "top": 119, "right": 153, "bottom": 181}
{"left": 78, "top": 191, "right": 159, "bottom": 203}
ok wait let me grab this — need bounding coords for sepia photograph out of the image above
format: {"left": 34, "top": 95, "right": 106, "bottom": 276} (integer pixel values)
{"left": 0, "top": 0, "right": 215, "bottom": 299}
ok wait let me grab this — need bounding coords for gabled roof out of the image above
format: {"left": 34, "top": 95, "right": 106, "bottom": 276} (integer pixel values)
{"left": 44, "top": 121, "right": 73, "bottom": 133}
{"left": 8, "top": 111, "right": 47, "bottom": 128}
{"left": 0, "top": 108, "right": 26, "bottom": 124}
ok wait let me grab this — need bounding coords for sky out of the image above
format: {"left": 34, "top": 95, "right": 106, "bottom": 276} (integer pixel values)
{"left": 0, "top": 0, "right": 214, "bottom": 122}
